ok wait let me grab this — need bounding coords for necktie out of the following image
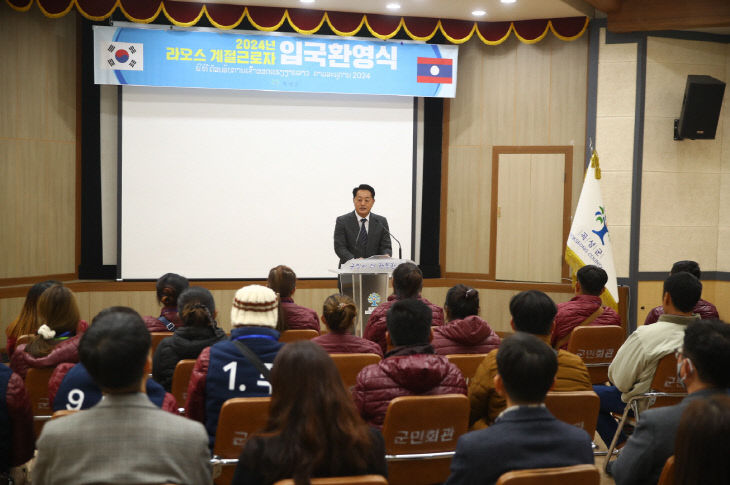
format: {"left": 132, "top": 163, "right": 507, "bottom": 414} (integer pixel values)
{"left": 357, "top": 218, "right": 368, "bottom": 249}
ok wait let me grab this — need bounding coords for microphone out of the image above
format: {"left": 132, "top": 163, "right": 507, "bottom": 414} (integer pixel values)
{"left": 372, "top": 219, "right": 402, "bottom": 260}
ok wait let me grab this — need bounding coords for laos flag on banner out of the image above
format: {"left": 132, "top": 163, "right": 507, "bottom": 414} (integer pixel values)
{"left": 416, "top": 57, "right": 453, "bottom": 84}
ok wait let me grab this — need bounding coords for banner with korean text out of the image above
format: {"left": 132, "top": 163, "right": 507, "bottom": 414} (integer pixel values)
{"left": 565, "top": 150, "right": 619, "bottom": 310}
{"left": 93, "top": 25, "right": 458, "bottom": 98}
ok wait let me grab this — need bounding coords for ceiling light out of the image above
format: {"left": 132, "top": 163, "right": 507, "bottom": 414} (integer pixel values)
{"left": 501, "top": 0, "right": 517, "bottom": 4}
{"left": 386, "top": 3, "right": 401, "bottom": 10}
{"left": 472, "top": 10, "right": 486, "bottom": 17}
{"left": 300, "top": 0, "right": 315, "bottom": 3}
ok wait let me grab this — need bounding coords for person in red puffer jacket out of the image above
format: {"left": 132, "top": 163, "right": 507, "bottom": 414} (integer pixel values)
{"left": 312, "top": 294, "right": 383, "bottom": 357}
{"left": 267, "top": 265, "right": 320, "bottom": 332}
{"left": 432, "top": 285, "right": 500, "bottom": 355}
{"left": 143, "top": 273, "right": 189, "bottom": 332}
{"left": 644, "top": 260, "right": 719, "bottom": 325}
{"left": 354, "top": 299, "right": 466, "bottom": 428}
{"left": 550, "top": 265, "right": 621, "bottom": 350}
{"left": 364, "top": 262, "right": 444, "bottom": 354}
{"left": 10, "top": 285, "right": 87, "bottom": 380}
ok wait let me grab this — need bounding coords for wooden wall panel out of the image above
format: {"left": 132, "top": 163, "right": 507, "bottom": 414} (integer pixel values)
{"left": 0, "top": 4, "right": 77, "bottom": 280}
{"left": 445, "top": 34, "right": 588, "bottom": 277}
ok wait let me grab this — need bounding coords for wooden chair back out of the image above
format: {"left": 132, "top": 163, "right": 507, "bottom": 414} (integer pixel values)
{"left": 279, "top": 329, "right": 319, "bottom": 343}
{"left": 51, "top": 409, "right": 78, "bottom": 420}
{"left": 150, "top": 332, "right": 173, "bottom": 356}
{"left": 496, "top": 331, "right": 513, "bottom": 339}
{"left": 496, "top": 464, "right": 600, "bottom": 485}
{"left": 544, "top": 391, "right": 600, "bottom": 438}
{"left": 274, "top": 476, "right": 388, "bottom": 485}
{"left": 446, "top": 354, "right": 487, "bottom": 381}
{"left": 649, "top": 353, "right": 686, "bottom": 407}
{"left": 213, "top": 397, "right": 271, "bottom": 485}
{"left": 382, "top": 394, "right": 469, "bottom": 485}
{"left": 330, "top": 353, "right": 381, "bottom": 389}
{"left": 171, "top": 359, "right": 196, "bottom": 413}
{"left": 25, "top": 366, "right": 55, "bottom": 438}
{"left": 567, "top": 325, "right": 624, "bottom": 384}
{"left": 16, "top": 334, "right": 34, "bottom": 347}
{"left": 657, "top": 455, "right": 675, "bottom": 485}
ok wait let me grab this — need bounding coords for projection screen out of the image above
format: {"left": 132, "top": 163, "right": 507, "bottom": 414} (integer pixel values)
{"left": 119, "top": 86, "right": 415, "bottom": 279}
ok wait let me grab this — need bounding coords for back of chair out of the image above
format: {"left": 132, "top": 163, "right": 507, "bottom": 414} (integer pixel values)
{"left": 496, "top": 331, "right": 513, "bottom": 339}
{"left": 446, "top": 354, "right": 487, "bottom": 381}
{"left": 330, "top": 353, "right": 381, "bottom": 389}
{"left": 25, "top": 367, "right": 55, "bottom": 438}
{"left": 279, "top": 329, "right": 319, "bottom": 343}
{"left": 51, "top": 409, "right": 78, "bottom": 420}
{"left": 657, "top": 455, "right": 675, "bottom": 485}
{"left": 496, "top": 464, "right": 600, "bottom": 485}
{"left": 382, "top": 394, "right": 469, "bottom": 485}
{"left": 648, "top": 354, "right": 686, "bottom": 407}
{"left": 171, "top": 359, "right": 196, "bottom": 413}
{"left": 567, "top": 326, "right": 624, "bottom": 384}
{"left": 544, "top": 391, "right": 600, "bottom": 438}
{"left": 213, "top": 397, "right": 271, "bottom": 485}
{"left": 274, "top": 476, "right": 388, "bottom": 485}
{"left": 16, "top": 334, "right": 34, "bottom": 347}
{"left": 150, "top": 332, "right": 173, "bottom": 356}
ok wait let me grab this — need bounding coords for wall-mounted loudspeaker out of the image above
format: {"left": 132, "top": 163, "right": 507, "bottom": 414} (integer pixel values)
{"left": 674, "top": 75, "right": 725, "bottom": 140}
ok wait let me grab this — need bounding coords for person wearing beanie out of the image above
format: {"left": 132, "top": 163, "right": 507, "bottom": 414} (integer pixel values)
{"left": 186, "top": 285, "right": 284, "bottom": 448}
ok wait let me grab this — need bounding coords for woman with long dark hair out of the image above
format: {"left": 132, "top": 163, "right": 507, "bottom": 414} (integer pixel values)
{"left": 232, "top": 341, "right": 386, "bottom": 485}
{"left": 674, "top": 394, "right": 730, "bottom": 485}
{"left": 10, "top": 285, "right": 84, "bottom": 379}
{"left": 4, "top": 280, "right": 58, "bottom": 356}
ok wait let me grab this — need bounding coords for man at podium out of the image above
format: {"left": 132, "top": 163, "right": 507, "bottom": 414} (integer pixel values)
{"left": 334, "top": 184, "right": 392, "bottom": 267}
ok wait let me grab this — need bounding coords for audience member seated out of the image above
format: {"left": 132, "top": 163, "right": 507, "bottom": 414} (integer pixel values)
{"left": 674, "top": 394, "right": 730, "bottom": 485}
{"left": 186, "top": 285, "right": 284, "bottom": 447}
{"left": 152, "top": 287, "right": 226, "bottom": 391}
{"left": 33, "top": 308, "right": 212, "bottom": 485}
{"left": 432, "top": 285, "right": 500, "bottom": 355}
{"left": 609, "top": 319, "right": 730, "bottom": 485}
{"left": 550, "top": 265, "right": 621, "bottom": 350}
{"left": 232, "top": 341, "right": 387, "bottom": 485}
{"left": 4, "top": 280, "right": 58, "bottom": 357}
{"left": 0, "top": 363, "right": 34, "bottom": 483}
{"left": 644, "top": 261, "right": 718, "bottom": 325}
{"left": 445, "top": 333, "right": 594, "bottom": 485}
{"left": 48, "top": 307, "right": 177, "bottom": 413}
{"left": 312, "top": 294, "right": 383, "bottom": 357}
{"left": 594, "top": 271, "right": 701, "bottom": 448}
{"left": 364, "top": 262, "right": 444, "bottom": 353}
{"left": 10, "top": 285, "right": 86, "bottom": 379}
{"left": 267, "top": 265, "right": 320, "bottom": 332}
{"left": 143, "top": 272, "right": 189, "bottom": 332}
{"left": 353, "top": 299, "right": 466, "bottom": 428}
{"left": 469, "top": 290, "right": 591, "bottom": 429}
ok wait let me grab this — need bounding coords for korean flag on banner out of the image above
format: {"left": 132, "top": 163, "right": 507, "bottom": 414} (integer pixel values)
{"left": 103, "top": 42, "right": 144, "bottom": 71}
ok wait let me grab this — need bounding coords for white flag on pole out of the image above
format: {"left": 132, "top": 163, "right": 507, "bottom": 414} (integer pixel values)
{"left": 565, "top": 150, "right": 619, "bottom": 309}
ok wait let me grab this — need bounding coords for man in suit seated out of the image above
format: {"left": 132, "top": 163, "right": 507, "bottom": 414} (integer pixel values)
{"left": 643, "top": 260, "right": 719, "bottom": 325}
{"left": 469, "top": 290, "right": 592, "bottom": 429}
{"left": 445, "top": 333, "right": 594, "bottom": 485}
{"left": 550, "top": 264, "right": 621, "bottom": 350}
{"left": 33, "top": 308, "right": 212, "bottom": 485}
{"left": 334, "top": 183, "right": 392, "bottom": 266}
{"left": 610, "top": 319, "right": 730, "bottom": 485}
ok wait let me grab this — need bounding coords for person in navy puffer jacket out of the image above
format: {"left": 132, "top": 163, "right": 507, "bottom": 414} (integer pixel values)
{"left": 432, "top": 285, "right": 500, "bottom": 355}
{"left": 354, "top": 299, "right": 466, "bottom": 428}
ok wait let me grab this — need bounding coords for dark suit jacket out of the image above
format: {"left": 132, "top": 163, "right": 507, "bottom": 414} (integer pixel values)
{"left": 611, "top": 388, "right": 730, "bottom": 485}
{"left": 334, "top": 211, "right": 392, "bottom": 266}
{"left": 445, "top": 406, "right": 594, "bottom": 485}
